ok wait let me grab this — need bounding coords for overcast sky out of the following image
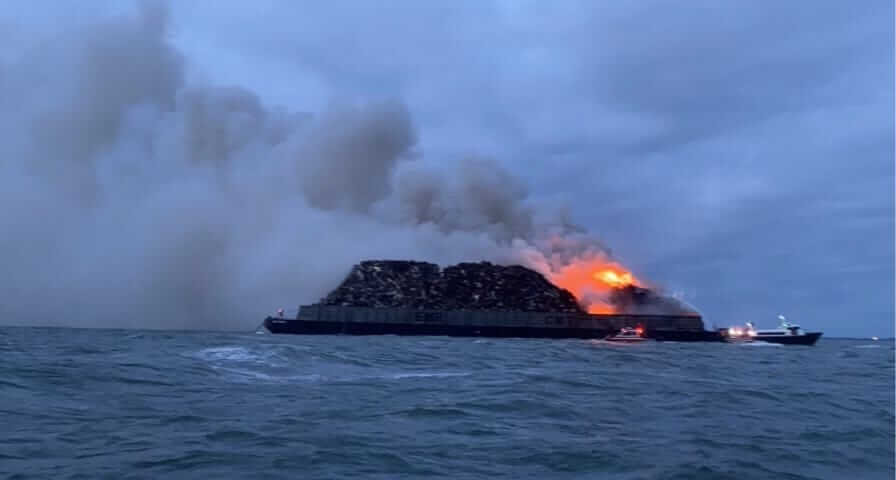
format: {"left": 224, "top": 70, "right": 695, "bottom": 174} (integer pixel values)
{"left": 3, "top": 1, "right": 893, "bottom": 336}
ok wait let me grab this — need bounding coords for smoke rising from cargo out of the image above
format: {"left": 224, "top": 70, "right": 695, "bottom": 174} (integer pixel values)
{"left": 0, "top": 3, "right": 682, "bottom": 329}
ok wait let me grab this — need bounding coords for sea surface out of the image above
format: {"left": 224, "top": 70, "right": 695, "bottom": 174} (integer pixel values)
{"left": 1, "top": 327, "right": 893, "bottom": 479}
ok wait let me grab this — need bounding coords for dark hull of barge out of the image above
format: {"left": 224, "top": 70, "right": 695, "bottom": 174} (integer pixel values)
{"left": 263, "top": 305, "right": 723, "bottom": 342}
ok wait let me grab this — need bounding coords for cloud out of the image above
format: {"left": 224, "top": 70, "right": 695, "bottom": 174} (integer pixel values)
{"left": 2, "top": 0, "right": 892, "bottom": 336}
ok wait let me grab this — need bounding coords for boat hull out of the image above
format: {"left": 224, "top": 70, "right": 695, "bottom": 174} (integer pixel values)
{"left": 747, "top": 332, "right": 823, "bottom": 346}
{"left": 263, "top": 317, "right": 723, "bottom": 342}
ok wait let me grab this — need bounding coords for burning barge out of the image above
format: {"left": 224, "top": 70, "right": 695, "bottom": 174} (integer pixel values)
{"left": 264, "top": 306, "right": 716, "bottom": 341}
{"left": 263, "top": 260, "right": 724, "bottom": 341}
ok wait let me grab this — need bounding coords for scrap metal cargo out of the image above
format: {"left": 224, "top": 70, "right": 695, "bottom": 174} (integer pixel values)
{"left": 262, "top": 260, "right": 721, "bottom": 341}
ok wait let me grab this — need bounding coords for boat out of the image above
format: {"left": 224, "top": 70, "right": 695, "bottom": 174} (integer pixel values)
{"left": 721, "top": 315, "right": 823, "bottom": 346}
{"left": 719, "top": 325, "right": 753, "bottom": 344}
{"left": 604, "top": 326, "right": 649, "bottom": 343}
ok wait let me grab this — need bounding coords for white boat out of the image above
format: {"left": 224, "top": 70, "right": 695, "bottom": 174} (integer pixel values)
{"left": 604, "top": 326, "right": 648, "bottom": 343}
{"left": 721, "top": 315, "right": 823, "bottom": 346}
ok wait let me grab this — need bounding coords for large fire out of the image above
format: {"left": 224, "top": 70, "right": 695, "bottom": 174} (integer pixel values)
{"left": 546, "top": 259, "right": 641, "bottom": 314}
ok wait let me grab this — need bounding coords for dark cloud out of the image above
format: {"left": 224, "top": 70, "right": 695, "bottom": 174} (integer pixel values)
{"left": 2, "top": 0, "right": 892, "bottom": 336}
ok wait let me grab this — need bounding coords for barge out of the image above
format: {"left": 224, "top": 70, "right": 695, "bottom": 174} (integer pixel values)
{"left": 262, "top": 304, "right": 723, "bottom": 342}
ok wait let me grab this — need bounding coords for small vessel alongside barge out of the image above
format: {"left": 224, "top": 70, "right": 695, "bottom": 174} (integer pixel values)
{"left": 603, "top": 326, "right": 649, "bottom": 343}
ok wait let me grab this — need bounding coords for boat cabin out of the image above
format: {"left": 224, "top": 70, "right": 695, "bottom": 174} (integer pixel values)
{"left": 750, "top": 321, "right": 803, "bottom": 338}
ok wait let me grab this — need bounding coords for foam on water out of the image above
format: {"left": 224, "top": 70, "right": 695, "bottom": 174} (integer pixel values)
{"left": 196, "top": 346, "right": 263, "bottom": 362}
{"left": 212, "top": 366, "right": 324, "bottom": 384}
{"left": 212, "top": 368, "right": 472, "bottom": 385}
{"left": 738, "top": 341, "right": 783, "bottom": 347}
{"left": 388, "top": 372, "right": 471, "bottom": 379}
{"left": 193, "top": 345, "right": 474, "bottom": 385}
{"left": 193, "top": 343, "right": 312, "bottom": 365}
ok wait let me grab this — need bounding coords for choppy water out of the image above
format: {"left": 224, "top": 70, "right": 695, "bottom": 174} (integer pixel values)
{"left": 1, "top": 327, "right": 893, "bottom": 479}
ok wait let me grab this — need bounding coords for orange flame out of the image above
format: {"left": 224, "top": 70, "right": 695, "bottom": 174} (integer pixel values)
{"left": 593, "top": 269, "right": 636, "bottom": 289}
{"left": 546, "top": 258, "right": 640, "bottom": 314}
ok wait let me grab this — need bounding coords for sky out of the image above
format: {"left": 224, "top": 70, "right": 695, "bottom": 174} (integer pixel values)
{"left": 1, "top": 0, "right": 893, "bottom": 336}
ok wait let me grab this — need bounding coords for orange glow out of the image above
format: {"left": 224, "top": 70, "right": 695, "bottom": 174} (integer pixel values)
{"left": 546, "top": 257, "right": 641, "bottom": 314}
{"left": 593, "top": 269, "right": 635, "bottom": 288}
{"left": 587, "top": 304, "right": 615, "bottom": 314}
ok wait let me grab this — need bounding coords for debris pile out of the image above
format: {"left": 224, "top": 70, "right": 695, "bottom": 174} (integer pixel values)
{"left": 440, "top": 262, "right": 583, "bottom": 312}
{"left": 322, "top": 260, "right": 584, "bottom": 313}
{"left": 321, "top": 260, "right": 442, "bottom": 309}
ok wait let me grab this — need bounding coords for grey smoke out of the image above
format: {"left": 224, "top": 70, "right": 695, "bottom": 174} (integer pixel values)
{"left": 384, "top": 156, "right": 536, "bottom": 242}
{"left": 0, "top": 2, "right": 621, "bottom": 330}
{"left": 300, "top": 102, "right": 416, "bottom": 214}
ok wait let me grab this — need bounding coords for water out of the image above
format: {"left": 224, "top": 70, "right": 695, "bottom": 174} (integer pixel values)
{"left": 1, "top": 328, "right": 893, "bottom": 479}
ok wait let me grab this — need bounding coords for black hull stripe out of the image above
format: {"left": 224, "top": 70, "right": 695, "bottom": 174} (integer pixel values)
{"left": 263, "top": 318, "right": 724, "bottom": 342}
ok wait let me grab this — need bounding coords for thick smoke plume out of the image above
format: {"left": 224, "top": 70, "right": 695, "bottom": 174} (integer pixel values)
{"left": 0, "top": 3, "right": 688, "bottom": 330}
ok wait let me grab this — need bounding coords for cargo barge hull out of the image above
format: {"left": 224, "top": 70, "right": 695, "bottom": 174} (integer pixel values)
{"left": 263, "top": 305, "right": 723, "bottom": 342}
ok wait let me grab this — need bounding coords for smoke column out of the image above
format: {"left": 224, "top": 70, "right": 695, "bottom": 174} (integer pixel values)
{"left": 0, "top": 2, "right": 672, "bottom": 330}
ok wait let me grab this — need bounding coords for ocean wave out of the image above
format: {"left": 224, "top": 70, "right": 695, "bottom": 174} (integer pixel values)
{"left": 195, "top": 346, "right": 262, "bottom": 362}
{"left": 205, "top": 358, "right": 472, "bottom": 384}
{"left": 388, "top": 372, "right": 471, "bottom": 379}
{"left": 2, "top": 329, "right": 893, "bottom": 479}
{"left": 737, "top": 341, "right": 782, "bottom": 347}
{"left": 191, "top": 344, "right": 311, "bottom": 366}
{"left": 585, "top": 339, "right": 651, "bottom": 347}
{"left": 211, "top": 366, "right": 322, "bottom": 384}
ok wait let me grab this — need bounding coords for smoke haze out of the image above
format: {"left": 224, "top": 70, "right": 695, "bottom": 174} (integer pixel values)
{"left": 1, "top": 2, "right": 632, "bottom": 329}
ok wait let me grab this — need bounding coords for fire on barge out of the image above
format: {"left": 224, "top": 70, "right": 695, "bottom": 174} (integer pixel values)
{"left": 261, "top": 260, "right": 724, "bottom": 342}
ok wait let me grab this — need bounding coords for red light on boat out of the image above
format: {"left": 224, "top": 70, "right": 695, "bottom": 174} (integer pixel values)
{"left": 635, "top": 328, "right": 644, "bottom": 335}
